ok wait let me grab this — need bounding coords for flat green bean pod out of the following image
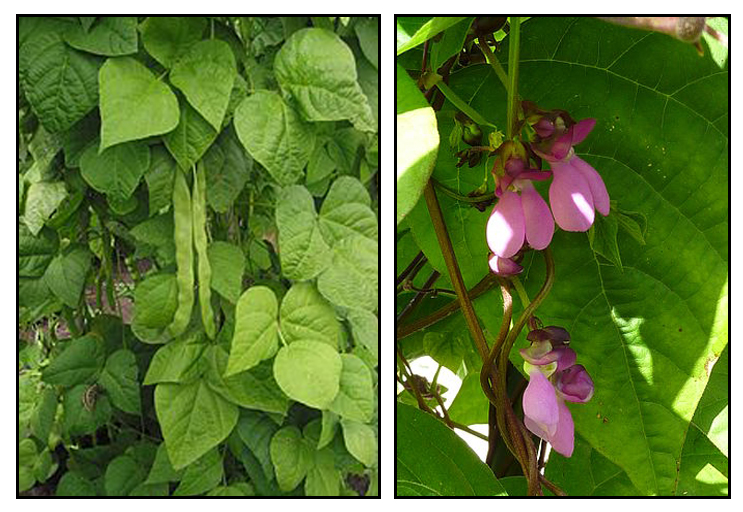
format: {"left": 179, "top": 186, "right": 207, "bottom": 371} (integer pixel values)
{"left": 193, "top": 163, "right": 216, "bottom": 339}
{"left": 168, "top": 169, "right": 195, "bottom": 337}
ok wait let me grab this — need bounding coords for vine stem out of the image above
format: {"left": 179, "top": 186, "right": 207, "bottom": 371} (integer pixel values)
{"left": 506, "top": 17, "right": 521, "bottom": 139}
{"left": 434, "top": 80, "right": 495, "bottom": 128}
{"left": 432, "top": 178, "right": 495, "bottom": 204}
{"left": 423, "top": 181, "right": 489, "bottom": 360}
{"left": 476, "top": 38, "right": 509, "bottom": 91}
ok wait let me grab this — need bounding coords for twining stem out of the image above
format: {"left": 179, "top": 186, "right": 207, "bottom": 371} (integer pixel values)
{"left": 396, "top": 271, "right": 440, "bottom": 323}
{"left": 434, "top": 80, "right": 495, "bottom": 128}
{"left": 396, "top": 251, "right": 426, "bottom": 287}
{"left": 432, "top": 178, "right": 496, "bottom": 204}
{"left": 506, "top": 17, "right": 521, "bottom": 139}
{"left": 423, "top": 181, "right": 489, "bottom": 360}
{"left": 511, "top": 275, "right": 531, "bottom": 310}
{"left": 396, "top": 273, "right": 498, "bottom": 339}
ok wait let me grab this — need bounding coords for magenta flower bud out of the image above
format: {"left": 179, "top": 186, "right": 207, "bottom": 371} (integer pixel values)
{"left": 534, "top": 118, "right": 555, "bottom": 138}
{"left": 527, "top": 326, "right": 571, "bottom": 343}
{"left": 555, "top": 364, "right": 594, "bottom": 403}
{"left": 488, "top": 253, "right": 523, "bottom": 276}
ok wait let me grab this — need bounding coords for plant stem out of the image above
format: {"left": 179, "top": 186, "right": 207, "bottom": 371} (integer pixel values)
{"left": 396, "top": 271, "right": 440, "bottom": 324}
{"left": 396, "top": 251, "right": 426, "bottom": 287}
{"left": 432, "top": 178, "right": 495, "bottom": 204}
{"left": 423, "top": 181, "right": 489, "bottom": 360}
{"left": 506, "top": 17, "right": 521, "bottom": 139}
{"left": 476, "top": 38, "right": 509, "bottom": 90}
{"left": 434, "top": 80, "right": 495, "bottom": 128}
{"left": 511, "top": 275, "right": 530, "bottom": 310}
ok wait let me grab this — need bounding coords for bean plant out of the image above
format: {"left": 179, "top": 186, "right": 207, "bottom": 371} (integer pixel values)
{"left": 396, "top": 16, "right": 727, "bottom": 496}
{"left": 19, "top": 16, "right": 379, "bottom": 497}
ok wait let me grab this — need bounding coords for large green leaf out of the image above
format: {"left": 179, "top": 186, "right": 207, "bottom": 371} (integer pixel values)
{"left": 340, "top": 419, "right": 377, "bottom": 468}
{"left": 42, "top": 245, "right": 92, "bottom": 308}
{"left": 173, "top": 448, "right": 223, "bottom": 496}
{"left": 319, "top": 176, "right": 378, "bottom": 244}
{"left": 330, "top": 354, "right": 375, "bottom": 422}
{"left": 273, "top": 340, "right": 342, "bottom": 410}
{"left": 140, "top": 17, "right": 207, "bottom": 69}
{"left": 276, "top": 185, "right": 331, "bottom": 280}
{"left": 305, "top": 447, "right": 340, "bottom": 496}
{"left": 234, "top": 90, "right": 315, "bottom": 186}
{"left": 447, "top": 371, "right": 489, "bottom": 426}
{"left": 354, "top": 17, "right": 379, "bottom": 69}
{"left": 131, "top": 272, "right": 178, "bottom": 341}
{"left": 396, "top": 17, "right": 468, "bottom": 54}
{"left": 99, "top": 349, "right": 141, "bottom": 415}
{"left": 275, "top": 28, "right": 375, "bottom": 132}
{"left": 19, "top": 225, "right": 58, "bottom": 278}
{"left": 164, "top": 97, "right": 218, "bottom": 170}
{"left": 396, "top": 403, "right": 507, "bottom": 496}
{"left": 170, "top": 39, "right": 237, "bottom": 131}
{"left": 430, "top": 17, "right": 728, "bottom": 496}
{"left": 80, "top": 140, "right": 150, "bottom": 202}
{"left": 279, "top": 282, "right": 340, "bottom": 349}
{"left": 226, "top": 286, "right": 279, "bottom": 376}
{"left": 42, "top": 335, "right": 105, "bottom": 387}
{"left": 143, "top": 337, "right": 205, "bottom": 385}
{"left": 270, "top": 426, "right": 313, "bottom": 492}
{"left": 316, "top": 234, "right": 378, "bottom": 312}
{"left": 155, "top": 379, "right": 239, "bottom": 470}
{"left": 396, "top": 64, "right": 439, "bottom": 225}
{"left": 237, "top": 411, "right": 279, "bottom": 481}
{"left": 105, "top": 455, "right": 145, "bottom": 496}
{"left": 202, "top": 125, "right": 251, "bottom": 213}
{"left": 64, "top": 16, "right": 138, "bottom": 56}
{"left": 98, "top": 57, "right": 180, "bottom": 150}
{"left": 207, "top": 241, "right": 245, "bottom": 303}
{"left": 23, "top": 182, "right": 67, "bottom": 236}
{"left": 19, "top": 31, "right": 100, "bottom": 133}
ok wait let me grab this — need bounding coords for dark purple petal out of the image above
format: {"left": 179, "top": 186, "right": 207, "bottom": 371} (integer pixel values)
{"left": 522, "top": 370, "right": 560, "bottom": 436}
{"left": 556, "top": 364, "right": 594, "bottom": 403}
{"left": 534, "top": 118, "right": 555, "bottom": 138}
{"left": 488, "top": 254, "right": 523, "bottom": 275}
{"left": 553, "top": 346, "right": 577, "bottom": 372}
{"left": 549, "top": 160, "right": 595, "bottom": 231}
{"left": 486, "top": 190, "right": 525, "bottom": 258}
{"left": 570, "top": 118, "right": 596, "bottom": 145}
{"left": 527, "top": 326, "right": 570, "bottom": 343}
{"left": 520, "top": 185, "right": 554, "bottom": 250}
{"left": 549, "top": 400, "right": 575, "bottom": 457}
{"left": 570, "top": 156, "right": 610, "bottom": 216}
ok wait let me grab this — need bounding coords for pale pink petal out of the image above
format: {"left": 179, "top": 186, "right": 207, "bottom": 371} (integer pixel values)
{"left": 486, "top": 191, "right": 525, "bottom": 258}
{"left": 550, "top": 133, "right": 573, "bottom": 160}
{"left": 549, "top": 400, "right": 575, "bottom": 457}
{"left": 549, "top": 161, "right": 595, "bottom": 231}
{"left": 520, "top": 184, "right": 554, "bottom": 250}
{"left": 570, "top": 156, "right": 610, "bottom": 216}
{"left": 571, "top": 119, "right": 596, "bottom": 145}
{"left": 522, "top": 370, "right": 560, "bottom": 436}
{"left": 524, "top": 414, "right": 551, "bottom": 443}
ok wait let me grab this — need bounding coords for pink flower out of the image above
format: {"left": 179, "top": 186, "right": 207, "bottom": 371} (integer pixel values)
{"left": 533, "top": 119, "right": 610, "bottom": 232}
{"left": 488, "top": 253, "right": 523, "bottom": 276}
{"left": 522, "top": 369, "right": 575, "bottom": 457}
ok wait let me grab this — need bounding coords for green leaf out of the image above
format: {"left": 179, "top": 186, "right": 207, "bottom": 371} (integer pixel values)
{"left": 340, "top": 419, "right": 377, "bottom": 467}
{"left": 423, "top": 331, "right": 465, "bottom": 373}
{"left": 19, "top": 31, "right": 100, "bottom": 133}
{"left": 396, "top": 17, "right": 468, "bottom": 54}
{"left": 206, "top": 484, "right": 254, "bottom": 496}
{"left": 143, "top": 336, "right": 205, "bottom": 385}
{"left": 275, "top": 28, "right": 375, "bottom": 132}
{"left": 447, "top": 371, "right": 488, "bottom": 426}
{"left": 105, "top": 455, "right": 145, "bottom": 496}
{"left": 31, "top": 387, "right": 58, "bottom": 445}
{"left": 330, "top": 354, "right": 374, "bottom": 422}
{"left": 80, "top": 140, "right": 150, "bottom": 202}
{"left": 164, "top": 97, "right": 218, "bottom": 170}
{"left": 234, "top": 90, "right": 315, "bottom": 186}
{"left": 316, "top": 234, "right": 378, "bottom": 312}
{"left": 140, "top": 16, "right": 207, "bottom": 69}
{"left": 701, "top": 17, "right": 728, "bottom": 69}
{"left": 170, "top": 39, "right": 236, "bottom": 131}
{"left": 202, "top": 124, "right": 251, "bottom": 213}
{"left": 545, "top": 433, "right": 641, "bottom": 496}
{"left": 237, "top": 410, "right": 280, "bottom": 481}
{"left": 62, "top": 384, "right": 112, "bottom": 436}
{"left": 155, "top": 379, "right": 239, "bottom": 470}
{"left": 173, "top": 448, "right": 223, "bottom": 496}
{"left": 397, "top": 403, "right": 506, "bottom": 496}
{"left": 23, "top": 181, "right": 68, "bottom": 236}
{"left": 475, "top": 17, "right": 728, "bottom": 495}
{"left": 273, "top": 340, "right": 342, "bottom": 410}
{"left": 207, "top": 241, "right": 245, "bottom": 303}
{"left": 131, "top": 272, "right": 178, "bottom": 333}
{"left": 18, "top": 438, "right": 37, "bottom": 492}
{"left": 319, "top": 176, "right": 378, "bottom": 244}
{"left": 205, "top": 346, "right": 289, "bottom": 416}
{"left": 42, "top": 246, "right": 91, "bottom": 308}
{"left": 64, "top": 16, "right": 138, "bottom": 56}
{"left": 346, "top": 309, "right": 378, "bottom": 365}
{"left": 98, "top": 57, "right": 180, "bottom": 150}
{"left": 675, "top": 345, "right": 728, "bottom": 495}
{"left": 280, "top": 282, "right": 340, "bottom": 349}
{"left": 19, "top": 224, "right": 58, "bottom": 277}
{"left": 130, "top": 213, "right": 176, "bottom": 266}
{"left": 396, "top": 64, "right": 439, "bottom": 225}
{"left": 226, "top": 286, "right": 279, "bottom": 376}
{"left": 99, "top": 349, "right": 141, "bottom": 414}
{"left": 429, "top": 18, "right": 474, "bottom": 71}
{"left": 305, "top": 447, "right": 340, "bottom": 496}
{"left": 318, "top": 410, "right": 339, "bottom": 450}
{"left": 276, "top": 185, "right": 331, "bottom": 280}
{"left": 354, "top": 17, "right": 379, "bottom": 69}
{"left": 145, "top": 443, "right": 183, "bottom": 485}
{"left": 269, "top": 426, "right": 313, "bottom": 491}
{"left": 56, "top": 471, "right": 97, "bottom": 496}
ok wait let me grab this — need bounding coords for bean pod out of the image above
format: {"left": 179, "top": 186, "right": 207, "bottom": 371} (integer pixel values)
{"left": 192, "top": 163, "right": 216, "bottom": 339}
{"left": 168, "top": 169, "right": 195, "bottom": 337}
